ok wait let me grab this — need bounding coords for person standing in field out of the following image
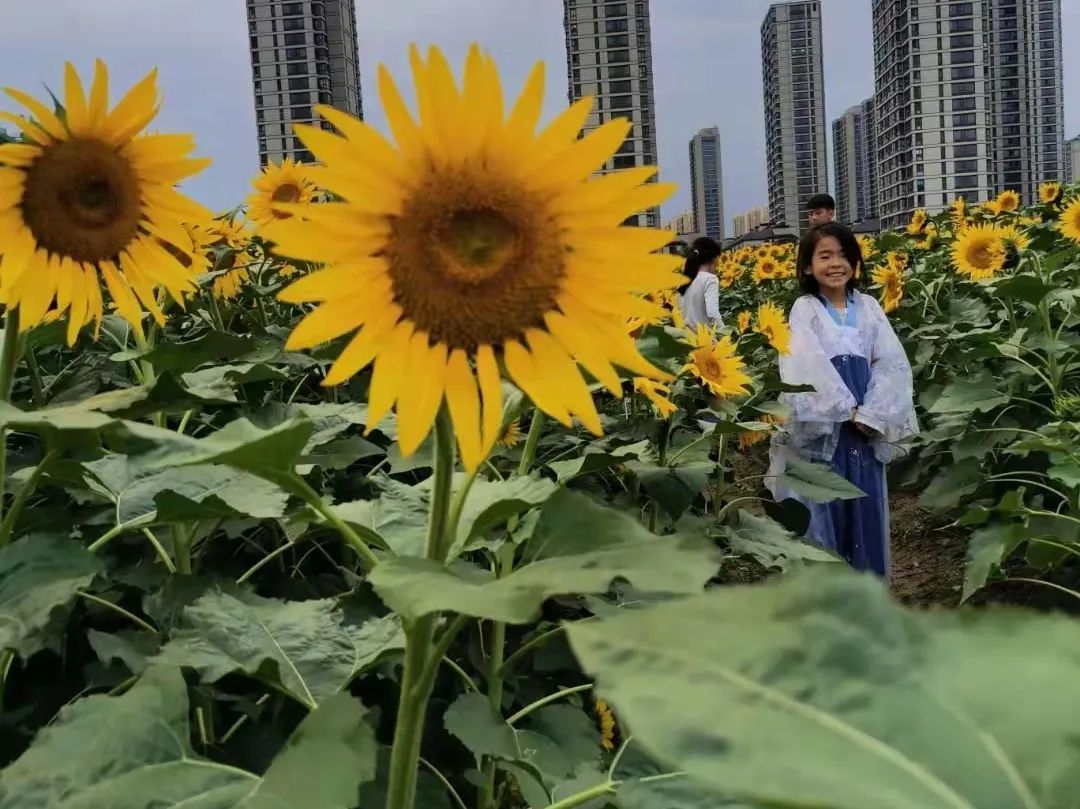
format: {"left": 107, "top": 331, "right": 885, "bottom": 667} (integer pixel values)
{"left": 767, "top": 223, "right": 917, "bottom": 576}
{"left": 678, "top": 236, "right": 723, "bottom": 331}
{"left": 807, "top": 193, "right": 836, "bottom": 226}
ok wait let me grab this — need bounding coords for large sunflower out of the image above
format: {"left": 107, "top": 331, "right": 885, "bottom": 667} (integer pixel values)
{"left": 754, "top": 301, "right": 790, "bottom": 354}
{"left": 995, "top": 189, "right": 1020, "bottom": 213}
{"left": 247, "top": 158, "right": 316, "bottom": 227}
{"left": 685, "top": 329, "right": 751, "bottom": 398}
{"left": 870, "top": 261, "right": 904, "bottom": 314}
{"left": 1039, "top": 181, "right": 1062, "bottom": 206}
{"left": 1058, "top": 197, "right": 1080, "bottom": 244}
{"left": 952, "top": 224, "right": 1006, "bottom": 280}
{"left": 0, "top": 61, "right": 210, "bottom": 343}
{"left": 265, "top": 45, "right": 678, "bottom": 470}
{"left": 752, "top": 257, "right": 781, "bottom": 284}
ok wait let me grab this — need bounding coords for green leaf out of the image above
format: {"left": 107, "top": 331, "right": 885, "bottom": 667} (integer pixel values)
{"left": 568, "top": 568, "right": 1080, "bottom": 809}
{"left": 244, "top": 691, "right": 377, "bottom": 809}
{"left": 181, "top": 362, "right": 288, "bottom": 401}
{"left": 153, "top": 590, "right": 403, "bottom": 709}
{"left": 111, "top": 329, "right": 259, "bottom": 373}
{"left": 0, "top": 535, "right": 104, "bottom": 659}
{"left": 992, "top": 274, "right": 1056, "bottom": 306}
{"left": 546, "top": 440, "right": 652, "bottom": 482}
{"left": 451, "top": 474, "right": 559, "bottom": 553}
{"left": 918, "top": 458, "right": 984, "bottom": 510}
{"left": 87, "top": 630, "right": 159, "bottom": 675}
{"left": 329, "top": 474, "right": 429, "bottom": 557}
{"left": 0, "top": 667, "right": 375, "bottom": 809}
{"left": 1047, "top": 460, "right": 1080, "bottom": 489}
{"left": 727, "top": 511, "right": 840, "bottom": 570}
{"left": 297, "top": 436, "right": 382, "bottom": 473}
{"left": 83, "top": 455, "right": 289, "bottom": 524}
{"left": 929, "top": 375, "right": 1009, "bottom": 414}
{"left": 776, "top": 458, "right": 866, "bottom": 503}
{"left": 627, "top": 461, "right": 713, "bottom": 523}
{"left": 962, "top": 523, "right": 1027, "bottom": 602}
{"left": 370, "top": 491, "right": 720, "bottom": 623}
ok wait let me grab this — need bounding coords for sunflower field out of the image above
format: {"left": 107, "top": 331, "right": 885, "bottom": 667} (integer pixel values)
{"left": 1, "top": 50, "right": 1080, "bottom": 809}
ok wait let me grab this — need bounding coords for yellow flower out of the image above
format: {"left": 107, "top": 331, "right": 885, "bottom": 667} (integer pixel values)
{"left": 754, "top": 301, "right": 790, "bottom": 355}
{"left": 906, "top": 209, "right": 928, "bottom": 235}
{"left": 278, "top": 263, "right": 302, "bottom": 279}
{"left": 207, "top": 216, "right": 251, "bottom": 250}
{"left": 952, "top": 224, "right": 1006, "bottom": 281}
{"left": 996, "top": 189, "right": 1020, "bottom": 213}
{"left": 737, "top": 414, "right": 782, "bottom": 450}
{"left": 856, "top": 235, "right": 877, "bottom": 261}
{"left": 633, "top": 377, "right": 677, "bottom": 418}
{"left": 752, "top": 257, "right": 782, "bottom": 284}
{"left": 212, "top": 267, "right": 250, "bottom": 301}
{"left": 870, "top": 261, "right": 904, "bottom": 314}
{"left": 997, "top": 224, "right": 1031, "bottom": 253}
{"left": 1058, "top": 197, "right": 1080, "bottom": 244}
{"left": 264, "top": 45, "right": 677, "bottom": 471}
{"left": 595, "top": 700, "right": 617, "bottom": 752}
{"left": 686, "top": 334, "right": 751, "bottom": 398}
{"left": 0, "top": 60, "right": 210, "bottom": 343}
{"left": 719, "top": 261, "right": 741, "bottom": 289}
{"left": 736, "top": 310, "right": 752, "bottom": 334}
{"left": 247, "top": 158, "right": 316, "bottom": 227}
{"left": 950, "top": 197, "right": 967, "bottom": 229}
{"left": 1039, "top": 181, "right": 1062, "bottom": 206}
{"left": 913, "top": 222, "right": 937, "bottom": 251}
{"left": 981, "top": 198, "right": 1002, "bottom": 216}
{"left": 497, "top": 419, "right": 521, "bottom": 448}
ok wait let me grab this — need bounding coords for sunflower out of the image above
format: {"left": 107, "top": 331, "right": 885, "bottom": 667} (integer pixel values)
{"left": 906, "top": 209, "right": 928, "bottom": 235}
{"left": 997, "top": 224, "right": 1031, "bottom": 253}
{"left": 633, "top": 377, "right": 677, "bottom": 419}
{"left": 737, "top": 414, "right": 781, "bottom": 450}
{"left": 981, "top": 198, "right": 1002, "bottom": 216}
{"left": 685, "top": 330, "right": 751, "bottom": 398}
{"left": 754, "top": 301, "right": 790, "bottom": 354}
{"left": 752, "top": 257, "right": 782, "bottom": 284}
{"left": 735, "top": 310, "right": 752, "bottom": 334}
{"left": 264, "top": 45, "right": 678, "bottom": 471}
{"left": 952, "top": 224, "right": 1006, "bottom": 281}
{"left": 1058, "top": 197, "right": 1080, "bottom": 244}
{"left": 1039, "top": 181, "right": 1062, "bottom": 206}
{"left": 913, "top": 222, "right": 937, "bottom": 251}
{"left": 497, "top": 418, "right": 522, "bottom": 448}
{"left": 870, "top": 261, "right": 904, "bottom": 314}
{"left": 995, "top": 189, "right": 1020, "bottom": 213}
{"left": 719, "top": 261, "right": 741, "bottom": 289}
{"left": 278, "top": 263, "right": 302, "bottom": 279}
{"left": 0, "top": 61, "right": 210, "bottom": 343}
{"left": 212, "top": 267, "right": 250, "bottom": 301}
{"left": 950, "top": 197, "right": 968, "bottom": 232}
{"left": 856, "top": 235, "right": 877, "bottom": 262}
{"left": 595, "top": 700, "right": 617, "bottom": 752}
{"left": 247, "top": 158, "right": 316, "bottom": 227}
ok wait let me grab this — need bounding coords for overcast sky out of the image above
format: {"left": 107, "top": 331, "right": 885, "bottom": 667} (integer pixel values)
{"left": 2, "top": 0, "right": 1078, "bottom": 228}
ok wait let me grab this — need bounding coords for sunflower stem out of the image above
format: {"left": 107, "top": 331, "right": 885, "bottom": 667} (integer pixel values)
{"left": 132, "top": 324, "right": 164, "bottom": 428}
{"left": 0, "top": 308, "right": 22, "bottom": 534}
{"left": 518, "top": 409, "right": 545, "bottom": 476}
{"left": 384, "top": 407, "right": 456, "bottom": 809}
{"left": 0, "top": 448, "right": 56, "bottom": 548}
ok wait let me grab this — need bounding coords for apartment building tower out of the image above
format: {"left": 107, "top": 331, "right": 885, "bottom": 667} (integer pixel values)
{"left": 689, "top": 127, "right": 725, "bottom": 240}
{"left": 761, "top": 1, "right": 829, "bottom": 232}
{"left": 872, "top": 0, "right": 1064, "bottom": 230}
{"left": 563, "top": 0, "right": 661, "bottom": 228}
{"left": 832, "top": 97, "right": 879, "bottom": 224}
{"left": 246, "top": 0, "right": 363, "bottom": 166}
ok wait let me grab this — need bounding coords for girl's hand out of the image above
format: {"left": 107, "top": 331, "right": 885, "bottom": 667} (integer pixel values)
{"left": 854, "top": 421, "right": 876, "bottom": 437}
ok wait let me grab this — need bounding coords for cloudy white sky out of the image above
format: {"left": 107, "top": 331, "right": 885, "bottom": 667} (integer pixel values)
{"left": 2, "top": 0, "right": 1078, "bottom": 226}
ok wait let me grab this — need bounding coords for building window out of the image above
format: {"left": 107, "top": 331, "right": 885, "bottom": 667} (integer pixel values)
{"left": 606, "top": 34, "right": 628, "bottom": 47}
{"left": 291, "top": 106, "right": 313, "bottom": 120}
{"left": 613, "top": 155, "right": 636, "bottom": 169}
{"left": 288, "top": 77, "right": 310, "bottom": 90}
{"left": 285, "top": 47, "right": 307, "bottom": 61}
{"left": 281, "top": 2, "right": 303, "bottom": 15}
{"left": 283, "top": 32, "right": 305, "bottom": 46}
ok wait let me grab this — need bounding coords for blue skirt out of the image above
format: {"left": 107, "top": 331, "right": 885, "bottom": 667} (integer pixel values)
{"left": 806, "top": 355, "right": 889, "bottom": 576}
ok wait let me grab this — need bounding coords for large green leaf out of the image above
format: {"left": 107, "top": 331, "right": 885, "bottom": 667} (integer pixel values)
{"left": 329, "top": 474, "right": 429, "bottom": 556}
{"left": 546, "top": 440, "right": 653, "bottom": 482}
{"left": 727, "top": 511, "right": 840, "bottom": 570}
{"left": 775, "top": 458, "right": 866, "bottom": 502}
{"left": 111, "top": 329, "right": 259, "bottom": 373}
{"left": 0, "top": 667, "right": 375, "bottom": 809}
{"left": 370, "top": 490, "right": 720, "bottom": 622}
{"left": 627, "top": 461, "right": 712, "bottom": 523}
{"left": 451, "top": 474, "right": 559, "bottom": 554}
{"left": 83, "top": 455, "right": 289, "bottom": 524}
{"left": 961, "top": 523, "right": 1027, "bottom": 602}
{"left": 568, "top": 567, "right": 1080, "bottom": 809}
{"left": 0, "top": 535, "right": 104, "bottom": 659}
{"left": 918, "top": 458, "right": 984, "bottom": 510}
{"left": 154, "top": 590, "right": 403, "bottom": 709}
{"left": 929, "top": 375, "right": 1009, "bottom": 414}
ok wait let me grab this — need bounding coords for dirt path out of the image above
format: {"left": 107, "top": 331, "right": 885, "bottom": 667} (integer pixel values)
{"left": 888, "top": 492, "right": 967, "bottom": 607}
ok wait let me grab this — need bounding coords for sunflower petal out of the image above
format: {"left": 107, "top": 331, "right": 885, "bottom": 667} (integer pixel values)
{"left": 395, "top": 334, "right": 447, "bottom": 457}
{"left": 445, "top": 349, "right": 484, "bottom": 471}
{"left": 365, "top": 320, "right": 413, "bottom": 431}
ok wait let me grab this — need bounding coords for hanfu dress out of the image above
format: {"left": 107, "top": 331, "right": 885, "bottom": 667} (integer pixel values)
{"left": 767, "top": 291, "right": 918, "bottom": 576}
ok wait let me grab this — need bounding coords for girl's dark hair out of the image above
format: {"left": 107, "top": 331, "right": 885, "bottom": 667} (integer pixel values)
{"left": 796, "top": 223, "right": 863, "bottom": 296}
{"left": 681, "top": 236, "right": 722, "bottom": 286}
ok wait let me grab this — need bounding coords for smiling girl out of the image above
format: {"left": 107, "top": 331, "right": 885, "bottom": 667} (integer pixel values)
{"left": 767, "top": 223, "right": 917, "bottom": 576}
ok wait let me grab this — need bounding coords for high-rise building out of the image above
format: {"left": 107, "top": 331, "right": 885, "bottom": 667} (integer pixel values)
{"left": 1066, "top": 135, "right": 1080, "bottom": 183}
{"left": 731, "top": 204, "right": 771, "bottom": 238}
{"left": 667, "top": 210, "right": 696, "bottom": 235}
{"left": 246, "top": 0, "right": 363, "bottom": 167}
{"left": 832, "top": 98, "right": 879, "bottom": 224}
{"left": 563, "top": 0, "right": 660, "bottom": 228}
{"left": 689, "top": 127, "right": 724, "bottom": 240}
{"left": 872, "top": 0, "right": 1064, "bottom": 230}
{"left": 761, "top": 1, "right": 829, "bottom": 232}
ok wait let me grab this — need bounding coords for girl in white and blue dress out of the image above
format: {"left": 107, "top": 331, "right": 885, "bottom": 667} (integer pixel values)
{"left": 678, "top": 237, "right": 723, "bottom": 331}
{"left": 767, "top": 223, "right": 918, "bottom": 576}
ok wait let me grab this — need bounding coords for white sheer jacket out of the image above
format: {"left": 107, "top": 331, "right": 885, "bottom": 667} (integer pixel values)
{"left": 768, "top": 291, "right": 918, "bottom": 482}
{"left": 679, "top": 270, "right": 723, "bottom": 330}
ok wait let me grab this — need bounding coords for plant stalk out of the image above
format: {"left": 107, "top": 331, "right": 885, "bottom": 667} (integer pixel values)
{"left": 0, "top": 308, "right": 22, "bottom": 534}
{"left": 384, "top": 408, "right": 456, "bottom": 809}
{"left": 0, "top": 448, "right": 57, "bottom": 547}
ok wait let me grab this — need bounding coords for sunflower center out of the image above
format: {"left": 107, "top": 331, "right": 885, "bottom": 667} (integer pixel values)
{"left": 270, "top": 183, "right": 302, "bottom": 220}
{"left": 702, "top": 358, "right": 722, "bottom": 378}
{"left": 970, "top": 244, "right": 994, "bottom": 267}
{"left": 21, "top": 138, "right": 141, "bottom": 263}
{"left": 386, "top": 168, "right": 565, "bottom": 350}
